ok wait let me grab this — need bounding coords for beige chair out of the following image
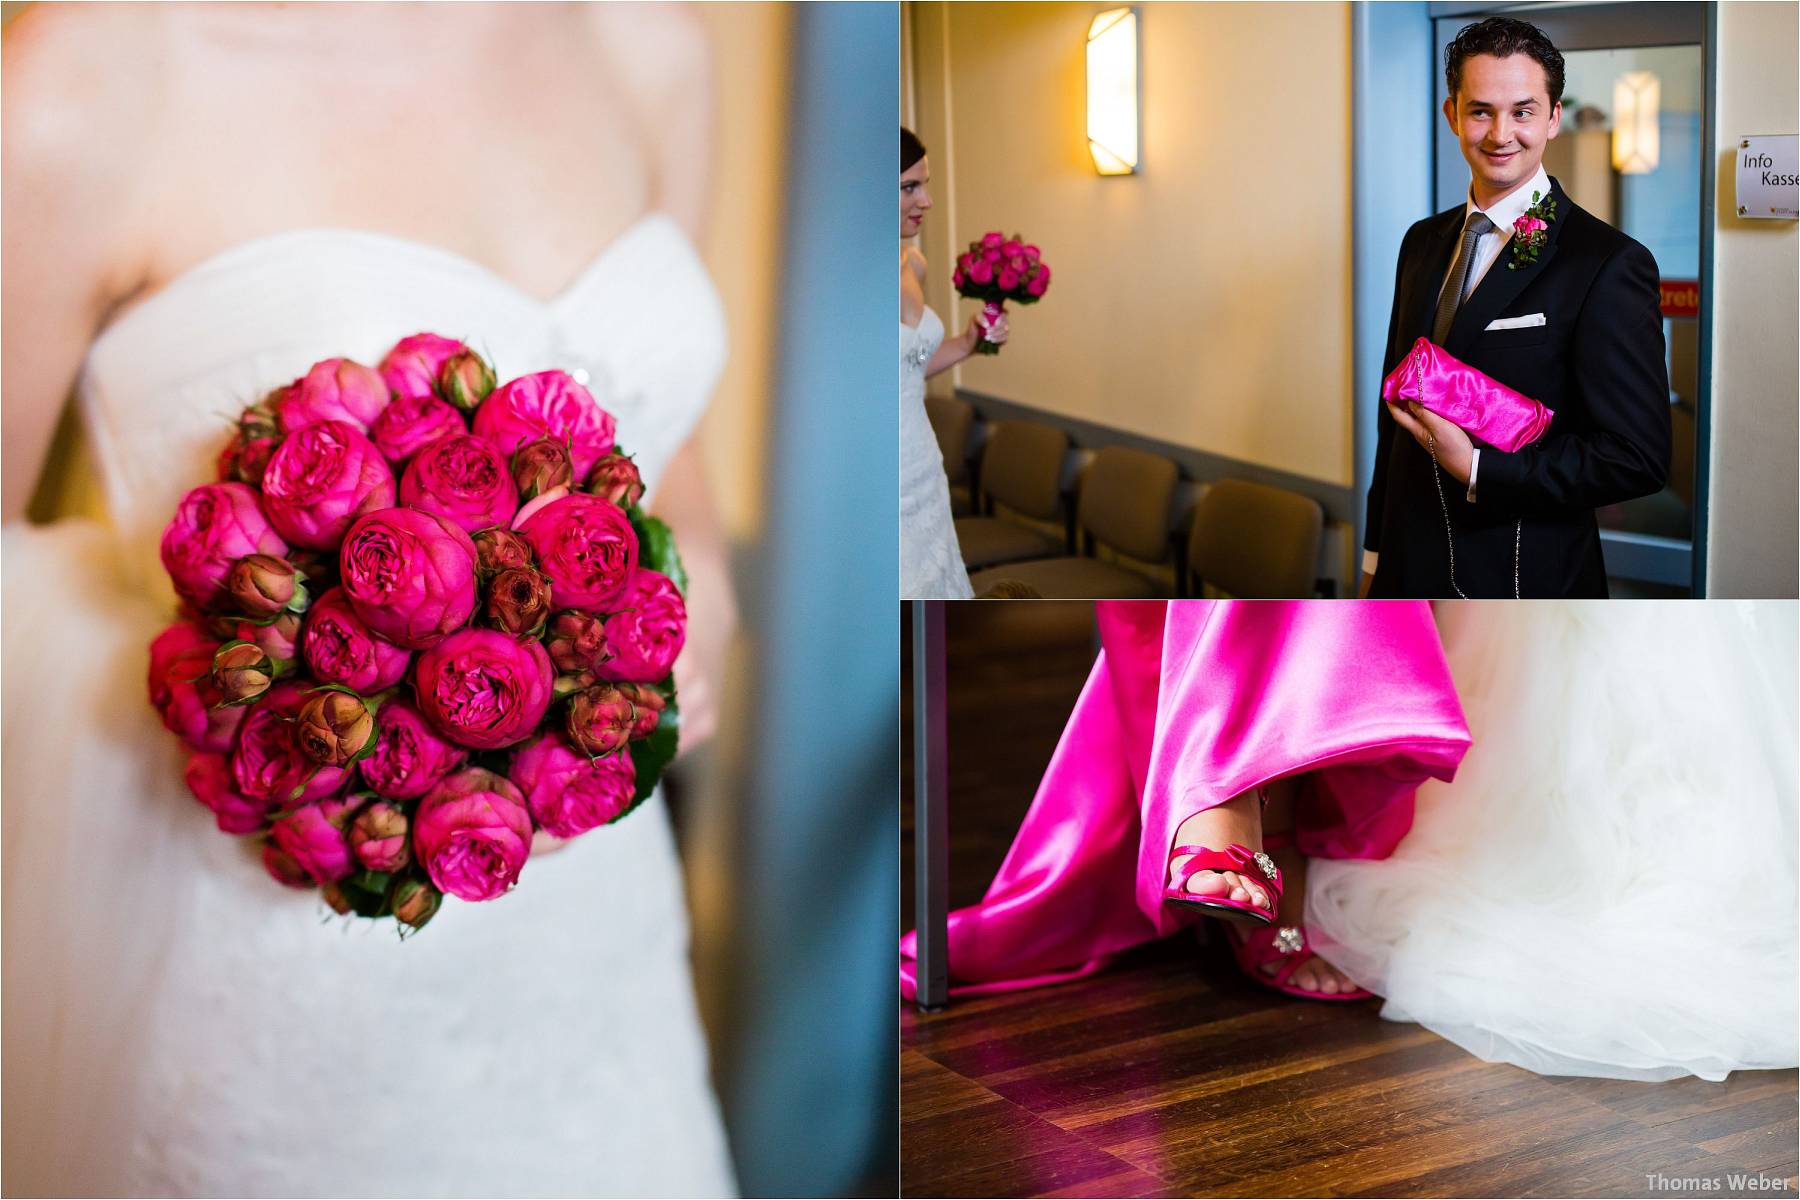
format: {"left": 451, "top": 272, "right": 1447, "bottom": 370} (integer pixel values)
{"left": 924, "top": 395, "right": 976, "bottom": 517}
{"left": 970, "top": 445, "right": 1177, "bottom": 598}
{"left": 954, "top": 421, "right": 1069, "bottom": 570}
{"left": 1183, "top": 478, "right": 1323, "bottom": 598}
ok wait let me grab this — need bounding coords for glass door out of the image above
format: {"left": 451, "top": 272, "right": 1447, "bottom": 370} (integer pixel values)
{"left": 1433, "top": 2, "right": 1710, "bottom": 596}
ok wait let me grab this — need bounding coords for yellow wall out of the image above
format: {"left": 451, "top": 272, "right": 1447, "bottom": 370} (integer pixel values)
{"left": 909, "top": 1, "right": 1355, "bottom": 487}
{"left": 1708, "top": 0, "right": 1798, "bottom": 597}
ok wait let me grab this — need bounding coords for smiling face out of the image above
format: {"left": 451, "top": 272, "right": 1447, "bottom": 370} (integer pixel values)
{"left": 1444, "top": 52, "right": 1561, "bottom": 207}
{"left": 901, "top": 156, "right": 932, "bottom": 238}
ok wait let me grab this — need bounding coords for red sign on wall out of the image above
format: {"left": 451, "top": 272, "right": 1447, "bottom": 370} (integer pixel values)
{"left": 1661, "top": 279, "right": 1700, "bottom": 318}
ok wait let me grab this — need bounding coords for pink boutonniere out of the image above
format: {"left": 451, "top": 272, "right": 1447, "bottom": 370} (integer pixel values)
{"left": 1508, "top": 190, "right": 1557, "bottom": 269}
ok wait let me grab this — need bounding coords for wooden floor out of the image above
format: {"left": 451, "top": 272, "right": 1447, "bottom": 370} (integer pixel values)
{"left": 900, "top": 601, "right": 1799, "bottom": 1198}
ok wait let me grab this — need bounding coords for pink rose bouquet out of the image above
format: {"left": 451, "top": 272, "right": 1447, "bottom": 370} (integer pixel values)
{"left": 147, "top": 332, "right": 688, "bottom": 935}
{"left": 951, "top": 230, "right": 1051, "bottom": 356}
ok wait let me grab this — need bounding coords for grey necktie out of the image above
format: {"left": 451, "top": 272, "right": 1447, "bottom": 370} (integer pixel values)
{"left": 1431, "top": 211, "right": 1496, "bottom": 345}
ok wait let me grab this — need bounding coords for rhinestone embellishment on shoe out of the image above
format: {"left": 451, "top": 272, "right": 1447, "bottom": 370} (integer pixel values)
{"left": 1252, "top": 850, "right": 1278, "bottom": 881}
{"left": 1273, "top": 926, "right": 1304, "bottom": 954}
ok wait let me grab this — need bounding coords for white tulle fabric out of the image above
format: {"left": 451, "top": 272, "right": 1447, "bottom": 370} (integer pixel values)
{"left": 1, "top": 218, "right": 738, "bottom": 1197}
{"left": 1307, "top": 600, "right": 1799, "bottom": 1083}
{"left": 899, "top": 307, "right": 973, "bottom": 599}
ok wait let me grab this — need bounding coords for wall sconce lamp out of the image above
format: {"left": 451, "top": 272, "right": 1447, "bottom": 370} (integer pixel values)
{"left": 1087, "top": 7, "right": 1140, "bottom": 175}
{"left": 1612, "top": 70, "right": 1661, "bottom": 175}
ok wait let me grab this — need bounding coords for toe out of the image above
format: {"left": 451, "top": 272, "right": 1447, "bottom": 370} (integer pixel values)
{"left": 1184, "top": 869, "right": 1229, "bottom": 897}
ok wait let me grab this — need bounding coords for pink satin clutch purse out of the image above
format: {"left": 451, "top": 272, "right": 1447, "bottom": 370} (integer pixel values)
{"left": 1381, "top": 336, "right": 1554, "bottom": 452}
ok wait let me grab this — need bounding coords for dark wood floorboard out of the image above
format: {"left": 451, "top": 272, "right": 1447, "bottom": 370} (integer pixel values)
{"left": 900, "top": 602, "right": 1799, "bottom": 1198}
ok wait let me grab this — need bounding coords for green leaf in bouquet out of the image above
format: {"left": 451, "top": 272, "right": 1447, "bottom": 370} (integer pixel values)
{"left": 336, "top": 872, "right": 391, "bottom": 919}
{"left": 628, "top": 511, "right": 689, "bottom": 595}
{"left": 621, "top": 693, "right": 681, "bottom": 819}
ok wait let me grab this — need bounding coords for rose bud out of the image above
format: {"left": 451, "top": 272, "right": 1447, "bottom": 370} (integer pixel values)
{"left": 261, "top": 420, "right": 397, "bottom": 551}
{"left": 390, "top": 877, "right": 443, "bottom": 931}
{"left": 270, "top": 795, "right": 356, "bottom": 884}
{"left": 358, "top": 696, "right": 467, "bottom": 799}
{"left": 232, "top": 681, "right": 351, "bottom": 809}
{"left": 262, "top": 842, "right": 314, "bottom": 890}
{"left": 227, "top": 553, "right": 304, "bottom": 618}
{"left": 437, "top": 348, "right": 497, "bottom": 411}
{"left": 276, "top": 357, "right": 391, "bottom": 434}
{"left": 414, "top": 628, "right": 554, "bottom": 750}
{"left": 585, "top": 451, "right": 645, "bottom": 510}
{"left": 218, "top": 434, "right": 280, "bottom": 487}
{"left": 616, "top": 681, "right": 667, "bottom": 740}
{"left": 411, "top": 767, "right": 533, "bottom": 902}
{"left": 184, "top": 751, "right": 269, "bottom": 835}
{"left": 368, "top": 389, "right": 467, "bottom": 466}
{"left": 380, "top": 333, "right": 468, "bottom": 402}
{"left": 567, "top": 683, "right": 639, "bottom": 758}
{"left": 553, "top": 672, "right": 595, "bottom": 701}
{"left": 294, "top": 690, "right": 377, "bottom": 768}
{"left": 237, "top": 610, "right": 303, "bottom": 661}
{"left": 511, "top": 436, "right": 573, "bottom": 501}
{"left": 148, "top": 622, "right": 246, "bottom": 753}
{"left": 320, "top": 881, "right": 355, "bottom": 915}
{"left": 596, "top": 569, "right": 686, "bottom": 684}
{"left": 510, "top": 732, "right": 639, "bottom": 838}
{"left": 545, "top": 609, "right": 606, "bottom": 675}
{"left": 399, "top": 434, "right": 519, "bottom": 533}
{"left": 470, "top": 526, "right": 533, "bottom": 578}
{"left": 484, "top": 567, "right": 552, "bottom": 637}
{"left": 160, "top": 482, "right": 290, "bottom": 612}
{"left": 301, "top": 586, "right": 411, "bottom": 693}
{"left": 348, "top": 799, "right": 411, "bottom": 872}
{"left": 514, "top": 493, "right": 639, "bottom": 610}
{"left": 472, "top": 369, "right": 616, "bottom": 479}
{"left": 212, "top": 641, "right": 279, "bottom": 705}
{"left": 339, "top": 508, "right": 479, "bottom": 650}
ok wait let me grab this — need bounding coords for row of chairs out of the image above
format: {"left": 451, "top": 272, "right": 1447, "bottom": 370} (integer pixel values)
{"left": 928, "top": 396, "right": 1328, "bottom": 598}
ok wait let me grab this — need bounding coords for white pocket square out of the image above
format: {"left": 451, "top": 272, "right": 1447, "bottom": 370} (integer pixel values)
{"left": 1486, "top": 313, "right": 1547, "bottom": 330}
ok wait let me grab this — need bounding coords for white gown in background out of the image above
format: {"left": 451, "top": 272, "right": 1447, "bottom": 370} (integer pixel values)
{"left": 899, "top": 306, "right": 973, "bottom": 599}
{"left": 2, "top": 219, "right": 738, "bottom": 1197}
{"left": 1307, "top": 600, "right": 1799, "bottom": 1083}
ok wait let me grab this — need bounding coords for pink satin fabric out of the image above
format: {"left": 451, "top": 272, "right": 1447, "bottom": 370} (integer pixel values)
{"left": 1382, "top": 336, "right": 1554, "bottom": 452}
{"left": 900, "top": 600, "right": 1472, "bottom": 1001}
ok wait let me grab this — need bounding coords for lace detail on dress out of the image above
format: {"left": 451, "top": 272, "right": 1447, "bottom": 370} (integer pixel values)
{"left": 900, "top": 307, "right": 974, "bottom": 599}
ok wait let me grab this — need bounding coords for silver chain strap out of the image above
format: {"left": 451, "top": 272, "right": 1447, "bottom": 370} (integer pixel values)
{"left": 1416, "top": 352, "right": 1521, "bottom": 599}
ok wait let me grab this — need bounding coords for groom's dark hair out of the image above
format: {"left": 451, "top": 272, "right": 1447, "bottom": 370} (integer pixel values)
{"left": 1445, "top": 17, "right": 1566, "bottom": 107}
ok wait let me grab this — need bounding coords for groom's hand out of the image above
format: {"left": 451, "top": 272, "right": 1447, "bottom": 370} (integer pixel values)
{"left": 1388, "top": 400, "right": 1474, "bottom": 485}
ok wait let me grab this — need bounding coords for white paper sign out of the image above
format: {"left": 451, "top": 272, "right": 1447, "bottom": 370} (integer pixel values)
{"left": 1736, "top": 135, "right": 1798, "bottom": 220}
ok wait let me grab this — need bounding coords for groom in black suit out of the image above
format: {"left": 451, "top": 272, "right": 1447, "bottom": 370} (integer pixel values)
{"left": 1363, "top": 17, "right": 1670, "bottom": 598}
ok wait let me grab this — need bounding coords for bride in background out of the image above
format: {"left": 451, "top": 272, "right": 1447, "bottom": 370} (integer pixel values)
{"left": 4, "top": 4, "right": 737, "bottom": 1194}
{"left": 899, "top": 126, "right": 1005, "bottom": 600}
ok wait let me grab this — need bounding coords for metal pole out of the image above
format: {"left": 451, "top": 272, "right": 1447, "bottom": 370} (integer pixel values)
{"left": 912, "top": 600, "right": 949, "bottom": 1010}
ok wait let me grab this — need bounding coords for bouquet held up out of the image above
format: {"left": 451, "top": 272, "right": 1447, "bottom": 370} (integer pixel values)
{"left": 951, "top": 230, "right": 1051, "bottom": 355}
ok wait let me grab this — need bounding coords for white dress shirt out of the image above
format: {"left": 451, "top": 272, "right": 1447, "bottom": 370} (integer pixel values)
{"left": 1365, "top": 165, "right": 1551, "bottom": 580}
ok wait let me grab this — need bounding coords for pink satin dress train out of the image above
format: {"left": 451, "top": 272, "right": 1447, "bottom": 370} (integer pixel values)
{"left": 901, "top": 600, "right": 1473, "bottom": 1001}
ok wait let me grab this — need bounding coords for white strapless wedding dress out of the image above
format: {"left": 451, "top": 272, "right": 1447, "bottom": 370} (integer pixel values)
{"left": 1307, "top": 601, "right": 1798, "bottom": 1083}
{"left": 899, "top": 307, "right": 972, "bottom": 599}
{"left": 1, "top": 218, "right": 738, "bottom": 1197}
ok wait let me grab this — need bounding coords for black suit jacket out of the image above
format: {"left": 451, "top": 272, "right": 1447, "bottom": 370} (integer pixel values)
{"left": 1364, "top": 177, "right": 1671, "bottom": 598}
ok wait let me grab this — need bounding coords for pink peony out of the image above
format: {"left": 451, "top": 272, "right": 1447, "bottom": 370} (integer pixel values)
{"left": 379, "top": 333, "right": 468, "bottom": 402}
{"left": 399, "top": 434, "right": 519, "bottom": 533}
{"left": 338, "top": 508, "right": 479, "bottom": 650}
{"left": 1022, "top": 244, "right": 1041, "bottom": 262}
{"left": 412, "top": 767, "right": 534, "bottom": 902}
{"left": 545, "top": 609, "right": 607, "bottom": 676}
{"left": 951, "top": 268, "right": 965, "bottom": 289}
{"left": 160, "top": 483, "right": 290, "bottom": 611}
{"left": 235, "top": 610, "right": 302, "bottom": 661}
{"left": 368, "top": 390, "right": 467, "bottom": 465}
{"left": 270, "top": 796, "right": 356, "bottom": 884}
{"left": 472, "top": 370, "right": 616, "bottom": 480}
{"left": 957, "top": 252, "right": 977, "bottom": 274}
{"left": 348, "top": 799, "right": 411, "bottom": 872}
{"left": 1026, "top": 264, "right": 1051, "bottom": 298}
{"left": 230, "top": 681, "right": 351, "bottom": 810}
{"left": 1001, "top": 238, "right": 1022, "bottom": 258}
{"left": 510, "top": 732, "right": 638, "bottom": 838}
{"left": 981, "top": 231, "right": 1004, "bottom": 249}
{"left": 260, "top": 421, "right": 396, "bottom": 550}
{"left": 596, "top": 569, "right": 686, "bottom": 684}
{"left": 514, "top": 493, "right": 639, "bottom": 610}
{"left": 997, "top": 267, "right": 1021, "bottom": 291}
{"left": 147, "top": 622, "right": 246, "bottom": 753}
{"left": 184, "top": 751, "right": 268, "bottom": 835}
{"left": 413, "top": 628, "right": 554, "bottom": 750}
{"left": 277, "top": 358, "right": 391, "bottom": 434}
{"left": 301, "top": 586, "right": 412, "bottom": 693}
{"left": 358, "top": 696, "right": 467, "bottom": 799}
{"left": 967, "top": 257, "right": 994, "bottom": 285}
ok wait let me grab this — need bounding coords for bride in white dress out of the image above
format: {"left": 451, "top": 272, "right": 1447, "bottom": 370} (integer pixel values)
{"left": 1307, "top": 601, "right": 1798, "bottom": 1083}
{"left": 3, "top": 6, "right": 736, "bottom": 1195}
{"left": 899, "top": 127, "right": 1005, "bottom": 600}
